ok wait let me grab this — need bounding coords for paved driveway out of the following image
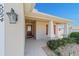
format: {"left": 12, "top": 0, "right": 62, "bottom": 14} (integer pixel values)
{"left": 24, "top": 38, "right": 48, "bottom": 56}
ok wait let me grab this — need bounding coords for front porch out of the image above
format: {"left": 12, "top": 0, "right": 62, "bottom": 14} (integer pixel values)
{"left": 25, "top": 19, "right": 70, "bottom": 40}
{"left": 25, "top": 9, "right": 71, "bottom": 40}
{"left": 24, "top": 9, "right": 72, "bottom": 56}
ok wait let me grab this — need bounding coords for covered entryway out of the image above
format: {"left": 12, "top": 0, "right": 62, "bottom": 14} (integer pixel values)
{"left": 24, "top": 9, "right": 71, "bottom": 55}
{"left": 25, "top": 20, "right": 36, "bottom": 39}
{"left": 25, "top": 9, "right": 71, "bottom": 40}
{"left": 26, "top": 25, "right": 32, "bottom": 38}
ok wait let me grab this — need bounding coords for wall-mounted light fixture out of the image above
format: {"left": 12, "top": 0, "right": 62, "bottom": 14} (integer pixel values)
{"left": 6, "top": 8, "right": 18, "bottom": 24}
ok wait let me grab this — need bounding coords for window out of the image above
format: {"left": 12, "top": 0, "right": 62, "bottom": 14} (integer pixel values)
{"left": 27, "top": 25, "right": 32, "bottom": 31}
{"left": 46, "top": 24, "right": 48, "bottom": 35}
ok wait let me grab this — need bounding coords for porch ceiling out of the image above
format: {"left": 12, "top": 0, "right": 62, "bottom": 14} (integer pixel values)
{"left": 25, "top": 9, "right": 71, "bottom": 24}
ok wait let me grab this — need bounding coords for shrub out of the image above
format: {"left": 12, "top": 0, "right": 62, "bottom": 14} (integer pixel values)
{"left": 61, "top": 38, "right": 69, "bottom": 46}
{"left": 47, "top": 40, "right": 60, "bottom": 50}
{"left": 69, "top": 32, "right": 79, "bottom": 39}
{"left": 75, "top": 38, "right": 79, "bottom": 44}
{"left": 68, "top": 37, "right": 76, "bottom": 43}
{"left": 47, "top": 37, "right": 76, "bottom": 51}
{"left": 47, "top": 40, "right": 61, "bottom": 50}
{"left": 47, "top": 33, "right": 79, "bottom": 55}
{"left": 69, "top": 32, "right": 79, "bottom": 44}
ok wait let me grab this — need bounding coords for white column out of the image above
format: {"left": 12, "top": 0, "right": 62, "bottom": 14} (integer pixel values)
{"left": 48, "top": 20, "right": 55, "bottom": 39}
{"left": 55, "top": 25, "right": 58, "bottom": 38}
{"left": 68, "top": 24, "right": 72, "bottom": 34}
{"left": 64, "top": 23, "right": 69, "bottom": 37}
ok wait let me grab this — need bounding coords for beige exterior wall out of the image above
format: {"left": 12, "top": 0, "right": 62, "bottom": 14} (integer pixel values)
{"left": 0, "top": 19, "right": 5, "bottom": 56}
{"left": 72, "top": 29, "right": 79, "bottom": 32}
{"left": 72, "top": 26, "right": 79, "bottom": 32}
{"left": 36, "top": 21, "right": 48, "bottom": 40}
{"left": 4, "top": 3, "right": 25, "bottom": 56}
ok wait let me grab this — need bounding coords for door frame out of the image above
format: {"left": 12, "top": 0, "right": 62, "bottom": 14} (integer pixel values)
{"left": 26, "top": 24, "right": 33, "bottom": 38}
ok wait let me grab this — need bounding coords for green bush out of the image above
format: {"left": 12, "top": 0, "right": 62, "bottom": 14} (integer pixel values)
{"left": 47, "top": 40, "right": 60, "bottom": 50}
{"left": 47, "top": 33, "right": 79, "bottom": 55}
{"left": 68, "top": 37, "right": 76, "bottom": 43}
{"left": 47, "top": 37, "right": 77, "bottom": 51}
{"left": 69, "top": 32, "right": 79, "bottom": 44}
{"left": 75, "top": 38, "right": 79, "bottom": 44}
{"left": 61, "top": 38, "right": 68, "bottom": 46}
{"left": 69, "top": 32, "right": 79, "bottom": 38}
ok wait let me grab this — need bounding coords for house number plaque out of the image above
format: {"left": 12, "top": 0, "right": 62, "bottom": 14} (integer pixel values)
{"left": 0, "top": 4, "right": 4, "bottom": 22}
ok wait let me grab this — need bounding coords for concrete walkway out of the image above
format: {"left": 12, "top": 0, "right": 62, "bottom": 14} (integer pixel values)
{"left": 24, "top": 39, "right": 79, "bottom": 56}
{"left": 24, "top": 38, "right": 48, "bottom": 56}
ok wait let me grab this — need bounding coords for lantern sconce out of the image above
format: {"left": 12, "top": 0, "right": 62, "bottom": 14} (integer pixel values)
{"left": 6, "top": 8, "right": 18, "bottom": 24}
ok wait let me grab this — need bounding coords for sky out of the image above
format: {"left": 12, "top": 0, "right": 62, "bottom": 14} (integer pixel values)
{"left": 35, "top": 3, "right": 79, "bottom": 26}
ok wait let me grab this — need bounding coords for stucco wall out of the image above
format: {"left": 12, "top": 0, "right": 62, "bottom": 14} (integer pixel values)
{"left": 4, "top": 3, "right": 25, "bottom": 56}
{"left": 0, "top": 21, "right": 5, "bottom": 56}
{"left": 71, "top": 27, "right": 79, "bottom": 32}
{"left": 72, "top": 29, "right": 79, "bottom": 32}
{"left": 36, "top": 21, "right": 48, "bottom": 40}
